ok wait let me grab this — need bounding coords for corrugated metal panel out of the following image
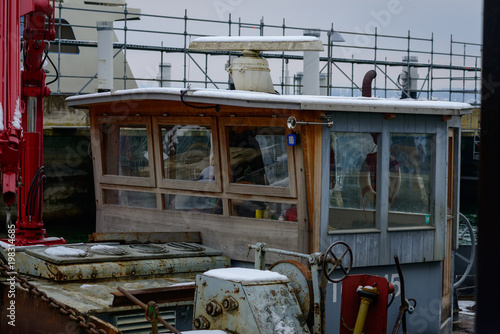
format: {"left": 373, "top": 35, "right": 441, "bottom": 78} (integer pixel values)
{"left": 116, "top": 310, "right": 176, "bottom": 334}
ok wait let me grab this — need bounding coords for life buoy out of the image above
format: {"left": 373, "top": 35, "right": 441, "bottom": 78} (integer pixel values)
{"left": 359, "top": 152, "right": 401, "bottom": 204}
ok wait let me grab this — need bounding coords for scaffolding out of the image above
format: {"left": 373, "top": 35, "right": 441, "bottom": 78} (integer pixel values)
{"left": 48, "top": 3, "right": 482, "bottom": 106}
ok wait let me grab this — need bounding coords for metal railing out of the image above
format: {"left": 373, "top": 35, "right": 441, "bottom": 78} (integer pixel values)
{"left": 47, "top": 3, "right": 482, "bottom": 106}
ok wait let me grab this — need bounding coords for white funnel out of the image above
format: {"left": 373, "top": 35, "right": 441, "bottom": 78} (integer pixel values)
{"left": 97, "top": 21, "right": 113, "bottom": 92}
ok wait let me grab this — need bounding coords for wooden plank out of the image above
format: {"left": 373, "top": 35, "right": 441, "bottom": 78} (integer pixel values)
{"left": 346, "top": 112, "right": 360, "bottom": 132}
{"left": 91, "top": 100, "right": 285, "bottom": 118}
{"left": 377, "top": 130, "right": 390, "bottom": 265}
{"left": 100, "top": 175, "right": 154, "bottom": 187}
{"left": 401, "top": 231, "right": 413, "bottom": 263}
{"left": 433, "top": 122, "right": 448, "bottom": 261}
{"left": 332, "top": 112, "right": 348, "bottom": 129}
{"left": 297, "top": 110, "right": 321, "bottom": 253}
{"left": 325, "top": 233, "right": 380, "bottom": 268}
{"left": 294, "top": 135, "right": 311, "bottom": 254}
{"left": 355, "top": 234, "right": 368, "bottom": 267}
{"left": 99, "top": 206, "right": 300, "bottom": 264}
{"left": 411, "top": 231, "right": 424, "bottom": 262}
{"left": 403, "top": 114, "right": 416, "bottom": 133}
{"left": 89, "top": 232, "right": 202, "bottom": 243}
{"left": 441, "top": 129, "right": 455, "bottom": 324}
{"left": 311, "top": 118, "right": 323, "bottom": 252}
{"left": 367, "top": 233, "right": 379, "bottom": 265}
{"left": 227, "top": 183, "right": 295, "bottom": 198}
{"left": 367, "top": 113, "right": 384, "bottom": 133}
{"left": 90, "top": 113, "right": 103, "bottom": 210}
{"left": 422, "top": 229, "right": 435, "bottom": 261}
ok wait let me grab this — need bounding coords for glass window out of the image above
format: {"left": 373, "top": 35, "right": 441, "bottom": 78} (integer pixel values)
{"left": 101, "top": 124, "right": 150, "bottom": 178}
{"left": 328, "top": 132, "right": 379, "bottom": 230}
{"left": 160, "top": 125, "right": 213, "bottom": 182}
{"left": 103, "top": 189, "right": 156, "bottom": 209}
{"left": 388, "top": 134, "right": 433, "bottom": 227}
{"left": 228, "top": 126, "right": 289, "bottom": 187}
{"left": 164, "top": 194, "right": 222, "bottom": 214}
{"left": 230, "top": 200, "right": 297, "bottom": 222}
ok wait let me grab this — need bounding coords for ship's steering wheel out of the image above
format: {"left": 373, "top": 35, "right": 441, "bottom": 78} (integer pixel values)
{"left": 454, "top": 213, "right": 476, "bottom": 289}
{"left": 322, "top": 241, "right": 353, "bottom": 283}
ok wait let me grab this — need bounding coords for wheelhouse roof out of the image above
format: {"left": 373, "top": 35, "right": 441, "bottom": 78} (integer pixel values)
{"left": 66, "top": 87, "right": 472, "bottom": 116}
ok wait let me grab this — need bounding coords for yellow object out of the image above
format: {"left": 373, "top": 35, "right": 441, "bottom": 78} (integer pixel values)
{"left": 255, "top": 210, "right": 264, "bottom": 219}
{"left": 353, "top": 286, "right": 379, "bottom": 334}
{"left": 353, "top": 298, "right": 371, "bottom": 334}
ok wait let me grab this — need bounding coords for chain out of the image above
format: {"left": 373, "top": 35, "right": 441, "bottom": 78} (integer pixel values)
{"left": 340, "top": 314, "right": 355, "bottom": 333}
{"left": 0, "top": 262, "right": 107, "bottom": 334}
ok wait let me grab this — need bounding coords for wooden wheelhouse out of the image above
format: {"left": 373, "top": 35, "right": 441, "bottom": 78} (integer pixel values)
{"left": 67, "top": 87, "right": 471, "bottom": 333}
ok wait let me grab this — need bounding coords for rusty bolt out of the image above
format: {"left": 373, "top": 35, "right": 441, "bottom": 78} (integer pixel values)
{"left": 222, "top": 296, "right": 238, "bottom": 311}
{"left": 206, "top": 301, "right": 222, "bottom": 316}
{"left": 193, "top": 316, "right": 210, "bottom": 330}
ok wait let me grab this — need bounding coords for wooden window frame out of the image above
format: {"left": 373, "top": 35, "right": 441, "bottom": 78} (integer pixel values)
{"left": 219, "top": 117, "right": 297, "bottom": 198}
{"left": 152, "top": 116, "right": 221, "bottom": 193}
{"left": 94, "top": 115, "right": 156, "bottom": 188}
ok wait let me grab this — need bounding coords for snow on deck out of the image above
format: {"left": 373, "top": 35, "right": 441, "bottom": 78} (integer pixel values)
{"left": 203, "top": 267, "right": 288, "bottom": 283}
{"left": 44, "top": 246, "right": 87, "bottom": 257}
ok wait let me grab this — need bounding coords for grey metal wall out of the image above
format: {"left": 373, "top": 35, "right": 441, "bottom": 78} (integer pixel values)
{"left": 320, "top": 112, "right": 457, "bottom": 267}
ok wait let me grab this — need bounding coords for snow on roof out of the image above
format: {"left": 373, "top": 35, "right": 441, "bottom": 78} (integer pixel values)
{"left": 66, "top": 87, "right": 472, "bottom": 116}
{"left": 189, "top": 35, "right": 324, "bottom": 51}
{"left": 193, "top": 36, "right": 320, "bottom": 43}
{"left": 203, "top": 267, "right": 288, "bottom": 283}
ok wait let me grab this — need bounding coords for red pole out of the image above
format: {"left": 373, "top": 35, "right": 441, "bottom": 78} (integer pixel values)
{"left": 0, "top": 0, "right": 65, "bottom": 245}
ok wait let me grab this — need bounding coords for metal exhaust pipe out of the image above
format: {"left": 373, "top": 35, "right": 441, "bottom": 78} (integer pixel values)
{"left": 362, "top": 70, "right": 377, "bottom": 97}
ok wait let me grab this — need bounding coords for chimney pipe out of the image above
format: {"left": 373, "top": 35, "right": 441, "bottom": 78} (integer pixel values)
{"left": 362, "top": 70, "right": 377, "bottom": 97}
{"left": 97, "top": 21, "right": 113, "bottom": 92}
{"left": 302, "top": 29, "right": 321, "bottom": 95}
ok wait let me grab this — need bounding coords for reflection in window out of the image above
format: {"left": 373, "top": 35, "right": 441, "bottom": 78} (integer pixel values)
{"left": 328, "top": 132, "right": 379, "bottom": 230}
{"left": 228, "top": 126, "right": 289, "bottom": 187}
{"left": 389, "top": 134, "right": 433, "bottom": 227}
{"left": 230, "top": 199, "right": 297, "bottom": 222}
{"left": 103, "top": 189, "right": 156, "bottom": 209}
{"left": 161, "top": 125, "right": 213, "bottom": 182}
{"left": 101, "top": 124, "right": 150, "bottom": 177}
{"left": 164, "top": 194, "right": 222, "bottom": 214}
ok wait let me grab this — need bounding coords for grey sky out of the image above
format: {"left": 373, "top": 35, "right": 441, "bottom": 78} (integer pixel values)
{"left": 127, "top": 0, "right": 483, "bottom": 44}
{"left": 122, "top": 0, "right": 483, "bottom": 93}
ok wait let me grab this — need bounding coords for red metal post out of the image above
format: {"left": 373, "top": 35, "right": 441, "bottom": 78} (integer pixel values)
{"left": 0, "top": 0, "right": 65, "bottom": 245}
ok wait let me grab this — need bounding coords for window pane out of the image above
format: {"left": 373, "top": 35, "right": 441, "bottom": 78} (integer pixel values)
{"left": 328, "top": 132, "right": 379, "bottom": 230}
{"left": 164, "top": 194, "right": 222, "bottom": 214}
{"left": 230, "top": 200, "right": 297, "bottom": 222}
{"left": 161, "top": 125, "right": 213, "bottom": 182}
{"left": 228, "top": 126, "right": 289, "bottom": 187}
{"left": 103, "top": 189, "right": 156, "bottom": 209}
{"left": 101, "top": 124, "right": 150, "bottom": 177}
{"left": 389, "top": 134, "right": 433, "bottom": 227}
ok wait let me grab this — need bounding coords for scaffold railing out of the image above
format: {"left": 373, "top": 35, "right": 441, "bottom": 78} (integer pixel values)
{"left": 47, "top": 3, "right": 482, "bottom": 106}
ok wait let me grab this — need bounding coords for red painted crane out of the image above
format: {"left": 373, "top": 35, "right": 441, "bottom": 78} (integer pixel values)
{"left": 0, "top": 0, "right": 65, "bottom": 245}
